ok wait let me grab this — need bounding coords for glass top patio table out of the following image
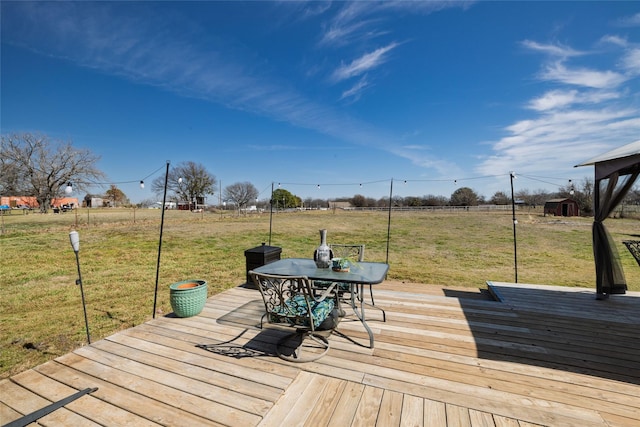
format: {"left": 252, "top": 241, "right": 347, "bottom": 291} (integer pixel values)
{"left": 252, "top": 257, "right": 388, "bottom": 348}
{"left": 252, "top": 258, "right": 389, "bottom": 284}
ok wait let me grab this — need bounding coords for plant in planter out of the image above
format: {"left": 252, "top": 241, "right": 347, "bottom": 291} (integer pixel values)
{"left": 331, "top": 257, "right": 357, "bottom": 272}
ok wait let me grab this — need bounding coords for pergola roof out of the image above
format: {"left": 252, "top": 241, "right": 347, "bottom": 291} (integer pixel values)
{"left": 575, "top": 140, "right": 640, "bottom": 180}
{"left": 576, "top": 140, "right": 640, "bottom": 166}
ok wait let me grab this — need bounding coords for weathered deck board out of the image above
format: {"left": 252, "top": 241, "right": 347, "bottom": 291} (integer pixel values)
{"left": 9, "top": 370, "right": 156, "bottom": 426}
{"left": 0, "top": 378, "right": 103, "bottom": 426}
{"left": 2, "top": 281, "right": 640, "bottom": 426}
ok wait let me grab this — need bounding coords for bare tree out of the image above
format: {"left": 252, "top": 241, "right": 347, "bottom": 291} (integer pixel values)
{"left": 105, "top": 185, "right": 128, "bottom": 207}
{"left": 422, "top": 194, "right": 448, "bottom": 206}
{"left": 391, "top": 195, "right": 404, "bottom": 207}
{"left": 0, "top": 160, "right": 23, "bottom": 196}
{"left": 627, "top": 185, "right": 640, "bottom": 205}
{"left": 307, "top": 198, "right": 328, "bottom": 209}
{"left": 351, "top": 194, "right": 367, "bottom": 207}
{"left": 224, "top": 182, "right": 258, "bottom": 213}
{"left": 0, "top": 133, "right": 105, "bottom": 212}
{"left": 376, "top": 197, "right": 389, "bottom": 208}
{"left": 490, "top": 191, "right": 510, "bottom": 205}
{"left": 527, "top": 189, "right": 552, "bottom": 207}
{"left": 151, "top": 161, "right": 216, "bottom": 208}
{"left": 404, "top": 196, "right": 422, "bottom": 207}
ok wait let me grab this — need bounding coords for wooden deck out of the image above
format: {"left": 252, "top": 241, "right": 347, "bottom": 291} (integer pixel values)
{"left": 2, "top": 280, "right": 640, "bottom": 426}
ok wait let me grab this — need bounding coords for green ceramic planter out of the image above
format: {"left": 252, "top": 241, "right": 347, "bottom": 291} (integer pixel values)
{"left": 169, "top": 280, "right": 207, "bottom": 318}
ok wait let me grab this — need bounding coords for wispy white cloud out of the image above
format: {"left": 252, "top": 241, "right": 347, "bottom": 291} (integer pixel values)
{"left": 521, "top": 40, "right": 586, "bottom": 58}
{"left": 599, "top": 34, "right": 628, "bottom": 48}
{"left": 499, "top": 108, "right": 637, "bottom": 148}
{"left": 392, "top": 145, "right": 465, "bottom": 178}
{"left": 527, "top": 90, "right": 580, "bottom": 111}
{"left": 10, "top": 0, "right": 635, "bottom": 197}
{"left": 540, "top": 61, "right": 627, "bottom": 89}
{"left": 622, "top": 48, "right": 640, "bottom": 75}
{"left": 479, "top": 36, "right": 640, "bottom": 181}
{"left": 317, "top": 1, "right": 471, "bottom": 103}
{"left": 1, "top": 2, "right": 406, "bottom": 158}
{"left": 403, "top": 145, "right": 430, "bottom": 151}
{"left": 598, "top": 35, "right": 640, "bottom": 76}
{"left": 318, "top": 2, "right": 379, "bottom": 48}
{"left": 318, "top": 0, "right": 474, "bottom": 47}
{"left": 527, "top": 89, "right": 620, "bottom": 111}
{"left": 340, "top": 76, "right": 371, "bottom": 102}
{"left": 479, "top": 102, "right": 640, "bottom": 177}
{"left": 331, "top": 43, "right": 398, "bottom": 82}
{"left": 615, "top": 12, "right": 640, "bottom": 27}
{"left": 297, "top": 1, "right": 333, "bottom": 20}
{"left": 247, "top": 144, "right": 325, "bottom": 151}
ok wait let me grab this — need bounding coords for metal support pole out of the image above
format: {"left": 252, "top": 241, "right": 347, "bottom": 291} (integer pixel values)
{"left": 268, "top": 182, "right": 274, "bottom": 245}
{"left": 153, "top": 161, "right": 170, "bottom": 318}
{"left": 510, "top": 172, "right": 518, "bottom": 283}
{"left": 386, "top": 178, "right": 393, "bottom": 264}
{"left": 74, "top": 250, "right": 91, "bottom": 344}
{"left": 69, "top": 231, "right": 90, "bottom": 344}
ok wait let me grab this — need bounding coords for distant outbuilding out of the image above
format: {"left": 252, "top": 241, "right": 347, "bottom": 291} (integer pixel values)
{"left": 543, "top": 198, "right": 579, "bottom": 217}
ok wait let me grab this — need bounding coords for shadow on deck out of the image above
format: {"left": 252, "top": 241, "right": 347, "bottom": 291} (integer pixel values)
{"left": 471, "top": 282, "right": 640, "bottom": 386}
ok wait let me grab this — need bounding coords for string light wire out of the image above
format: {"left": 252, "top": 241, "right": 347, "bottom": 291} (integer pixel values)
{"left": 85, "top": 164, "right": 167, "bottom": 187}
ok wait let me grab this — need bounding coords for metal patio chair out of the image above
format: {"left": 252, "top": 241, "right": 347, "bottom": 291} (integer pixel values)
{"left": 249, "top": 271, "right": 340, "bottom": 362}
{"left": 623, "top": 240, "right": 640, "bottom": 267}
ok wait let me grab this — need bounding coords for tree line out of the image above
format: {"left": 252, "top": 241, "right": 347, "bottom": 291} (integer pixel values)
{"left": 0, "top": 133, "right": 258, "bottom": 213}
{"left": 3, "top": 133, "right": 639, "bottom": 215}
{"left": 276, "top": 179, "right": 640, "bottom": 217}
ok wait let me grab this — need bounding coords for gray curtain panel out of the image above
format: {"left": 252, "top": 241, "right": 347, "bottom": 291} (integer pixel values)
{"left": 593, "top": 170, "right": 639, "bottom": 295}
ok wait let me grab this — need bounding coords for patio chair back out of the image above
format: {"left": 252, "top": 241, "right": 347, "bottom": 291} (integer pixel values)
{"left": 251, "top": 272, "right": 337, "bottom": 331}
{"left": 329, "top": 243, "right": 386, "bottom": 321}
{"left": 329, "top": 244, "right": 365, "bottom": 262}
{"left": 249, "top": 271, "right": 339, "bottom": 362}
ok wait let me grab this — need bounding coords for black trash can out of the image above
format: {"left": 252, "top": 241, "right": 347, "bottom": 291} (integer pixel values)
{"left": 245, "top": 243, "right": 282, "bottom": 285}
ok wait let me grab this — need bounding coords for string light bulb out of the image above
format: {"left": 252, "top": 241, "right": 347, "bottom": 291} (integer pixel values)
{"left": 140, "top": 180, "right": 145, "bottom": 189}
{"left": 65, "top": 182, "right": 73, "bottom": 195}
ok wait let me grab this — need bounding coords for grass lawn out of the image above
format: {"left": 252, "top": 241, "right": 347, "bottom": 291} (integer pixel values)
{"left": 1, "top": 207, "right": 638, "bottom": 378}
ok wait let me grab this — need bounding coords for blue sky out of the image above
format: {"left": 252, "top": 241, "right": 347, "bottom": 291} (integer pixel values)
{"left": 2, "top": 1, "right": 639, "bottom": 203}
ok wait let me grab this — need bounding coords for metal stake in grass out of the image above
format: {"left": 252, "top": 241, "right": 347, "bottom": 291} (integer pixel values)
{"left": 153, "top": 160, "right": 171, "bottom": 319}
{"left": 510, "top": 172, "right": 518, "bottom": 283}
{"left": 69, "top": 230, "right": 91, "bottom": 344}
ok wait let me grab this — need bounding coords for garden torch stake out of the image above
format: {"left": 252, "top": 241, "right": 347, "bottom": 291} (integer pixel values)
{"left": 69, "top": 230, "right": 91, "bottom": 344}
